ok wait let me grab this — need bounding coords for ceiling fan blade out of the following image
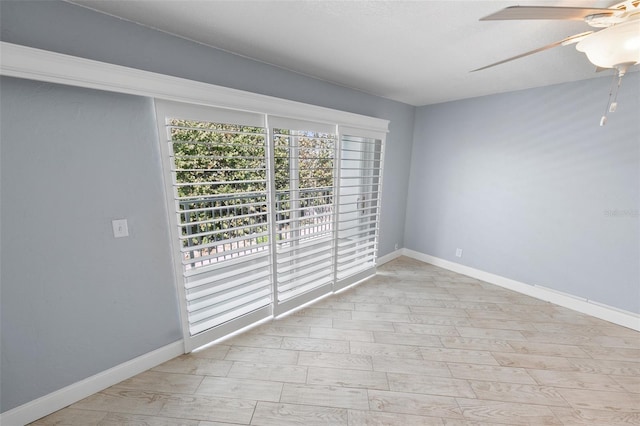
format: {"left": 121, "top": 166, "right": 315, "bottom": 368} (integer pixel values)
{"left": 471, "top": 32, "right": 594, "bottom": 72}
{"left": 480, "top": 6, "right": 615, "bottom": 21}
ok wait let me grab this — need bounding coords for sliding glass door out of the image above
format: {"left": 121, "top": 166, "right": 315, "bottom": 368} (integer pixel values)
{"left": 269, "top": 118, "right": 337, "bottom": 314}
{"left": 156, "top": 102, "right": 274, "bottom": 351}
{"left": 156, "top": 101, "right": 385, "bottom": 351}
{"left": 335, "top": 129, "right": 384, "bottom": 290}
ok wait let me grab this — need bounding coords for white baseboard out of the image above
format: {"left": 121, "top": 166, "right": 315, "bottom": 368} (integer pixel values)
{"left": 0, "top": 340, "right": 184, "bottom": 426}
{"left": 377, "top": 249, "right": 403, "bottom": 266}
{"left": 402, "top": 249, "right": 640, "bottom": 332}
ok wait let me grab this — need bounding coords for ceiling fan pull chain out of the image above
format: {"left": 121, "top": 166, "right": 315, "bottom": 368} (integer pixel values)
{"left": 600, "top": 70, "right": 619, "bottom": 126}
{"left": 600, "top": 67, "right": 627, "bottom": 126}
{"left": 609, "top": 72, "right": 624, "bottom": 113}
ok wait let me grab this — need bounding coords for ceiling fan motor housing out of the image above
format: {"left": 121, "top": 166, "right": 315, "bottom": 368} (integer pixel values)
{"left": 584, "top": 12, "right": 625, "bottom": 27}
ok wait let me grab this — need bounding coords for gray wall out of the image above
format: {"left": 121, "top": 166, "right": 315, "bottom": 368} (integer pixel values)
{"left": 0, "top": 0, "right": 414, "bottom": 412}
{"left": 407, "top": 75, "right": 640, "bottom": 314}
{"left": 0, "top": 77, "right": 183, "bottom": 411}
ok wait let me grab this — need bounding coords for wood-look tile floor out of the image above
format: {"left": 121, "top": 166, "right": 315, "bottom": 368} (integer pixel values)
{"left": 31, "top": 257, "right": 640, "bottom": 425}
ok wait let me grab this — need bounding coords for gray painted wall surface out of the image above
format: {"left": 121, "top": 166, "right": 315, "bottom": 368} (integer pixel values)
{"left": 0, "top": 0, "right": 414, "bottom": 412}
{"left": 0, "top": 77, "right": 183, "bottom": 411}
{"left": 407, "top": 75, "right": 640, "bottom": 313}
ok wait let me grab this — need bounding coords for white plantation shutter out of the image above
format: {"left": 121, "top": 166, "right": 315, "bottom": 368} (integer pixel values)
{"left": 335, "top": 127, "right": 385, "bottom": 290}
{"left": 156, "top": 102, "right": 387, "bottom": 352}
{"left": 268, "top": 117, "right": 338, "bottom": 313}
{"left": 156, "top": 101, "right": 273, "bottom": 351}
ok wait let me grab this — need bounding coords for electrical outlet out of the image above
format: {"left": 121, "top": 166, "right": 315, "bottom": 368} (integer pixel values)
{"left": 455, "top": 248, "right": 463, "bottom": 258}
{"left": 112, "top": 219, "right": 129, "bottom": 238}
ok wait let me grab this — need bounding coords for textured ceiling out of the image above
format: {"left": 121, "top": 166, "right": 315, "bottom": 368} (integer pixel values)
{"left": 68, "top": 0, "right": 626, "bottom": 106}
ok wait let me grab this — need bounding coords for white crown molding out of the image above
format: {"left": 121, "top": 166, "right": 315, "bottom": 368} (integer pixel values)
{"left": 0, "top": 42, "right": 389, "bottom": 133}
{"left": 402, "top": 248, "right": 640, "bottom": 331}
{"left": 0, "top": 341, "right": 183, "bottom": 425}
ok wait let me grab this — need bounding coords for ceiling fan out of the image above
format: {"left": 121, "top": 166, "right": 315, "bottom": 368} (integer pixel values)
{"left": 473, "top": 0, "right": 640, "bottom": 125}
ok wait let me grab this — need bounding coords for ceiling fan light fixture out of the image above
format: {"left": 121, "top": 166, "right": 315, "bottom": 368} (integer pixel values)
{"left": 625, "top": 35, "right": 640, "bottom": 50}
{"left": 575, "top": 20, "right": 640, "bottom": 68}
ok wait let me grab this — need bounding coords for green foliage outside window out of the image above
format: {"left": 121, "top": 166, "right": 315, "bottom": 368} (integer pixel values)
{"left": 169, "top": 120, "right": 335, "bottom": 263}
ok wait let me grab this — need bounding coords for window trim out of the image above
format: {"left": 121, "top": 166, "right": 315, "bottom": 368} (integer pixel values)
{"left": 0, "top": 42, "right": 389, "bottom": 133}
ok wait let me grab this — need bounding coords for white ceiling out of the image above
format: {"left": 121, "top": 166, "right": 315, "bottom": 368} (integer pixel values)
{"left": 68, "top": 0, "right": 621, "bottom": 106}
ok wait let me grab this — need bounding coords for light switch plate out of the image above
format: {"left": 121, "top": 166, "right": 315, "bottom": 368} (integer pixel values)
{"left": 112, "top": 219, "right": 129, "bottom": 238}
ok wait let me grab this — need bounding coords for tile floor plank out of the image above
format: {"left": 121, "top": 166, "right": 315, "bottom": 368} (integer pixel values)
{"left": 227, "top": 361, "right": 308, "bottom": 384}
{"left": 196, "top": 376, "right": 283, "bottom": 402}
{"left": 254, "top": 324, "right": 310, "bottom": 338}
{"left": 354, "top": 302, "right": 411, "bottom": 314}
{"left": 70, "top": 388, "right": 166, "bottom": 416}
{"left": 526, "top": 368, "right": 628, "bottom": 392}
{"left": 251, "top": 401, "right": 348, "bottom": 426}
{"left": 569, "top": 358, "right": 640, "bottom": 376}
{"left": 293, "top": 307, "right": 352, "bottom": 319}
{"left": 368, "top": 389, "right": 463, "bottom": 418}
{"left": 455, "top": 326, "right": 526, "bottom": 341}
{"left": 281, "top": 336, "right": 350, "bottom": 353}
{"left": 447, "top": 363, "right": 537, "bottom": 385}
{"left": 506, "top": 341, "right": 590, "bottom": 358}
{"left": 29, "top": 408, "right": 108, "bottom": 425}
{"left": 491, "top": 352, "right": 578, "bottom": 371}
{"left": 151, "top": 355, "right": 233, "bottom": 377}
{"left": 468, "top": 381, "right": 570, "bottom": 407}
{"left": 348, "top": 409, "right": 444, "bottom": 425}
{"left": 158, "top": 393, "right": 256, "bottom": 423}
{"left": 189, "top": 345, "right": 231, "bottom": 360}
{"left": 99, "top": 412, "right": 200, "bottom": 425}
{"left": 387, "top": 373, "right": 476, "bottom": 398}
{"left": 114, "top": 370, "right": 204, "bottom": 394}
{"left": 393, "top": 322, "right": 460, "bottom": 337}
{"left": 350, "top": 341, "right": 424, "bottom": 359}
{"left": 456, "top": 398, "right": 562, "bottom": 425}
{"left": 611, "top": 375, "right": 640, "bottom": 394}
{"left": 371, "top": 355, "right": 452, "bottom": 377}
{"left": 581, "top": 345, "right": 640, "bottom": 362}
{"left": 373, "top": 330, "right": 442, "bottom": 347}
{"left": 306, "top": 366, "right": 389, "bottom": 390}
{"left": 332, "top": 318, "right": 396, "bottom": 332}
{"left": 556, "top": 388, "right": 640, "bottom": 412}
{"left": 550, "top": 407, "right": 640, "bottom": 425}
{"left": 351, "top": 310, "right": 412, "bottom": 323}
{"left": 280, "top": 383, "right": 370, "bottom": 410}
{"left": 309, "top": 326, "right": 375, "bottom": 342}
{"left": 408, "top": 314, "right": 473, "bottom": 327}
{"left": 224, "top": 333, "right": 283, "bottom": 349}
{"left": 224, "top": 346, "right": 299, "bottom": 365}
{"left": 440, "top": 336, "right": 514, "bottom": 353}
{"left": 298, "top": 351, "right": 373, "bottom": 371}
{"left": 420, "top": 347, "right": 500, "bottom": 366}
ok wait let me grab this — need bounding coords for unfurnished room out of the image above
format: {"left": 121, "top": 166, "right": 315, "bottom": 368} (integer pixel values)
{"left": 0, "top": 1, "right": 639, "bottom": 425}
